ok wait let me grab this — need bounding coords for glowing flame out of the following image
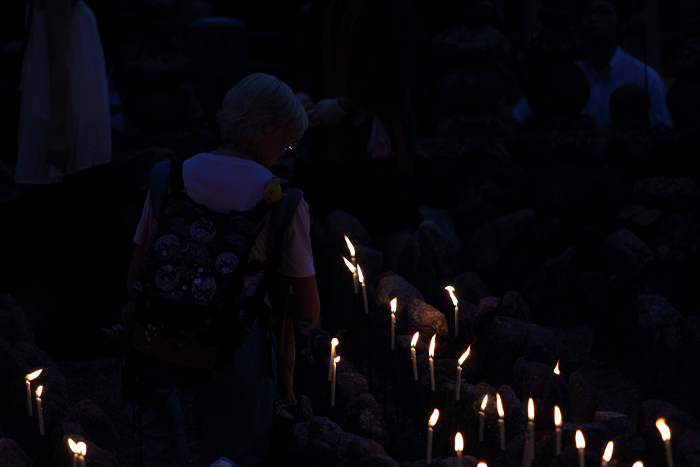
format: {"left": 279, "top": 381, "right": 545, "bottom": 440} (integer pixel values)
{"left": 411, "top": 332, "right": 419, "bottom": 347}
{"left": 36, "top": 386, "right": 43, "bottom": 398}
{"left": 528, "top": 398, "right": 535, "bottom": 421}
{"left": 554, "top": 406, "right": 562, "bottom": 426}
{"left": 554, "top": 360, "right": 560, "bottom": 375}
{"left": 344, "top": 235, "right": 356, "bottom": 257}
{"left": 632, "top": 463, "right": 644, "bottom": 467}
{"left": 429, "top": 408, "right": 440, "bottom": 427}
{"left": 357, "top": 264, "right": 365, "bottom": 284}
{"left": 342, "top": 256, "right": 356, "bottom": 273}
{"left": 445, "top": 286, "right": 458, "bottom": 306}
{"left": 603, "top": 441, "right": 614, "bottom": 462}
{"left": 68, "top": 438, "right": 78, "bottom": 453}
{"left": 26, "top": 369, "right": 43, "bottom": 381}
{"left": 496, "top": 393, "right": 504, "bottom": 418}
{"left": 331, "top": 337, "right": 339, "bottom": 346}
{"left": 481, "top": 394, "right": 489, "bottom": 410}
{"left": 656, "top": 418, "right": 671, "bottom": 441}
{"left": 455, "top": 432, "right": 464, "bottom": 452}
{"left": 477, "top": 464, "right": 488, "bottom": 467}
{"left": 429, "top": 334, "right": 436, "bottom": 357}
{"left": 77, "top": 442, "right": 86, "bottom": 456}
{"left": 391, "top": 298, "right": 397, "bottom": 314}
{"left": 575, "top": 430, "right": 585, "bottom": 449}
{"left": 458, "top": 346, "right": 470, "bottom": 365}
{"left": 334, "top": 356, "right": 340, "bottom": 363}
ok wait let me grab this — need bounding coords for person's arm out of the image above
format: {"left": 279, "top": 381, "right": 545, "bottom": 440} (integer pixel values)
{"left": 287, "top": 275, "right": 320, "bottom": 323}
{"left": 127, "top": 244, "right": 145, "bottom": 298}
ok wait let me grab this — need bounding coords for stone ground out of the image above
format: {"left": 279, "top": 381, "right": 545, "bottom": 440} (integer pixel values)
{"left": 55, "top": 325, "right": 641, "bottom": 466}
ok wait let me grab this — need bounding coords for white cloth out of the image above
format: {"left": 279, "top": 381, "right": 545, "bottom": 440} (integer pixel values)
{"left": 15, "top": 1, "right": 111, "bottom": 184}
{"left": 133, "top": 153, "right": 316, "bottom": 294}
{"left": 512, "top": 47, "right": 672, "bottom": 128}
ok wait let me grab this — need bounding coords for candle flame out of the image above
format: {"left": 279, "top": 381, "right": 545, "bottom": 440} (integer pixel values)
{"left": 68, "top": 438, "right": 78, "bottom": 453}
{"left": 496, "top": 393, "right": 504, "bottom": 418}
{"left": 455, "top": 432, "right": 464, "bottom": 452}
{"left": 334, "top": 356, "right": 340, "bottom": 363}
{"left": 36, "top": 386, "right": 43, "bottom": 397}
{"left": 331, "top": 337, "right": 339, "bottom": 346}
{"left": 481, "top": 394, "right": 489, "bottom": 410}
{"left": 411, "top": 332, "right": 419, "bottom": 347}
{"left": 554, "top": 360, "right": 560, "bottom": 375}
{"left": 344, "top": 235, "right": 355, "bottom": 257}
{"left": 656, "top": 418, "right": 671, "bottom": 441}
{"left": 528, "top": 398, "right": 534, "bottom": 421}
{"left": 458, "top": 346, "right": 470, "bottom": 365}
{"left": 391, "top": 297, "right": 397, "bottom": 314}
{"left": 575, "top": 430, "right": 585, "bottom": 449}
{"left": 429, "top": 334, "right": 436, "bottom": 357}
{"left": 26, "top": 369, "right": 43, "bottom": 381}
{"left": 603, "top": 441, "right": 614, "bottom": 462}
{"left": 554, "top": 406, "right": 562, "bottom": 426}
{"left": 632, "top": 463, "right": 644, "bottom": 467}
{"left": 477, "top": 464, "right": 488, "bottom": 467}
{"left": 445, "top": 286, "right": 458, "bottom": 306}
{"left": 429, "top": 408, "right": 440, "bottom": 427}
{"left": 357, "top": 264, "right": 365, "bottom": 284}
{"left": 77, "top": 442, "right": 87, "bottom": 456}
{"left": 341, "top": 256, "right": 356, "bottom": 273}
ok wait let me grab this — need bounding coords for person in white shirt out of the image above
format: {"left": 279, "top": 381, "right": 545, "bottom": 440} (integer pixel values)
{"left": 513, "top": 0, "right": 671, "bottom": 128}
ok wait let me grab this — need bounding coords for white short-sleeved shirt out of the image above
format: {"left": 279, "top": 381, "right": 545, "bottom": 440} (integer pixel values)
{"left": 512, "top": 47, "right": 672, "bottom": 128}
{"left": 133, "top": 153, "right": 315, "bottom": 294}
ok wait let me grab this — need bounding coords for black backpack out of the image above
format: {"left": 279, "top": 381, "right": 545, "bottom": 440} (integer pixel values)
{"left": 126, "top": 157, "right": 302, "bottom": 382}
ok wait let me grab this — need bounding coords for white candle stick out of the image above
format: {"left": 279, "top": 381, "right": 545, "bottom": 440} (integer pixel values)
{"left": 554, "top": 406, "right": 562, "bottom": 455}
{"left": 36, "top": 386, "right": 44, "bottom": 436}
{"left": 657, "top": 418, "right": 674, "bottom": 467}
{"left": 497, "top": 393, "right": 505, "bottom": 450}
{"left": 527, "top": 398, "right": 535, "bottom": 460}
{"left": 25, "top": 369, "right": 42, "bottom": 416}
{"left": 331, "top": 356, "right": 340, "bottom": 406}
{"left": 455, "top": 432, "right": 464, "bottom": 467}
{"left": 427, "top": 409, "right": 439, "bottom": 465}
{"left": 344, "top": 236, "right": 359, "bottom": 294}
{"left": 411, "top": 332, "right": 419, "bottom": 381}
{"left": 429, "top": 334, "right": 436, "bottom": 391}
{"left": 576, "top": 430, "right": 585, "bottom": 467}
{"left": 390, "top": 298, "right": 397, "bottom": 350}
{"left": 77, "top": 442, "right": 86, "bottom": 467}
{"left": 341, "top": 255, "right": 358, "bottom": 295}
{"left": 602, "top": 441, "right": 614, "bottom": 467}
{"left": 357, "top": 265, "right": 368, "bottom": 315}
{"left": 479, "top": 394, "right": 488, "bottom": 442}
{"left": 328, "top": 337, "right": 338, "bottom": 381}
{"left": 455, "top": 346, "right": 470, "bottom": 401}
{"left": 445, "top": 286, "right": 459, "bottom": 336}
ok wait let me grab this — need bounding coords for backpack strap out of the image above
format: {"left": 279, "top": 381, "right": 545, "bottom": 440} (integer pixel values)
{"left": 148, "top": 158, "right": 186, "bottom": 224}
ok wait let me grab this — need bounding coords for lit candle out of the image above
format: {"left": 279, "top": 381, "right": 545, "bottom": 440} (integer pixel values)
{"left": 344, "top": 236, "right": 359, "bottom": 293}
{"left": 455, "top": 346, "right": 470, "bottom": 401}
{"left": 554, "top": 406, "right": 562, "bottom": 455}
{"left": 328, "top": 337, "right": 338, "bottom": 381}
{"left": 331, "top": 356, "right": 340, "bottom": 406}
{"left": 497, "top": 393, "right": 505, "bottom": 450}
{"left": 411, "top": 332, "right": 419, "bottom": 381}
{"left": 357, "top": 265, "right": 368, "bottom": 315}
{"left": 76, "top": 442, "right": 86, "bottom": 467}
{"left": 477, "top": 463, "right": 488, "bottom": 467}
{"left": 575, "top": 430, "right": 585, "bottom": 467}
{"left": 479, "top": 394, "right": 488, "bottom": 442}
{"left": 554, "top": 360, "right": 560, "bottom": 375}
{"left": 455, "top": 432, "right": 464, "bottom": 467}
{"left": 25, "top": 369, "right": 42, "bottom": 416}
{"left": 656, "top": 418, "right": 674, "bottom": 467}
{"left": 527, "top": 398, "right": 535, "bottom": 460}
{"left": 632, "top": 462, "right": 644, "bottom": 467}
{"left": 36, "top": 385, "right": 44, "bottom": 436}
{"left": 602, "top": 441, "right": 614, "bottom": 467}
{"left": 445, "top": 286, "right": 459, "bottom": 337}
{"left": 429, "top": 334, "right": 436, "bottom": 391}
{"left": 427, "top": 408, "right": 440, "bottom": 465}
{"left": 390, "top": 298, "right": 397, "bottom": 350}
{"left": 342, "top": 255, "right": 357, "bottom": 295}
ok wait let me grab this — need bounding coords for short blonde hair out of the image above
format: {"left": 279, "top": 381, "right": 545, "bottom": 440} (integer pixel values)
{"left": 217, "top": 73, "right": 307, "bottom": 145}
